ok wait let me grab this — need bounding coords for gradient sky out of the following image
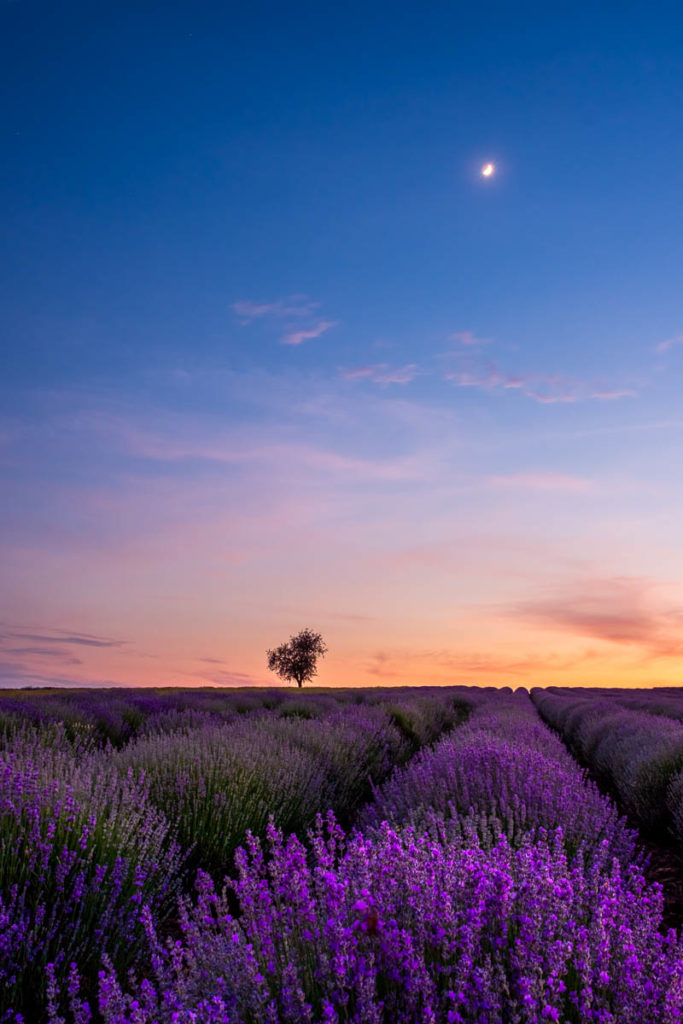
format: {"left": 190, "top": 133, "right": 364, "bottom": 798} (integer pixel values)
{"left": 3, "top": 2, "right": 683, "bottom": 689}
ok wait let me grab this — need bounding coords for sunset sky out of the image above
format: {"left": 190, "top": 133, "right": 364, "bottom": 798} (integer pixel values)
{"left": 3, "top": 2, "right": 683, "bottom": 688}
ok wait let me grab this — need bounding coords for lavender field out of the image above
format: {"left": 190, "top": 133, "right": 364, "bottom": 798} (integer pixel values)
{"left": 2, "top": 686, "right": 683, "bottom": 1023}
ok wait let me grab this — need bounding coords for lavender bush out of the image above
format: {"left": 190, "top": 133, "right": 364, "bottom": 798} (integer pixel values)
{"left": 137, "top": 707, "right": 227, "bottom": 737}
{"left": 0, "top": 688, "right": 291, "bottom": 747}
{"left": 615, "top": 693, "right": 683, "bottom": 724}
{"left": 115, "top": 698, "right": 463, "bottom": 876}
{"left": 51, "top": 815, "right": 683, "bottom": 1024}
{"left": 668, "top": 767, "right": 683, "bottom": 843}
{"left": 362, "top": 697, "right": 636, "bottom": 865}
{"left": 0, "top": 726, "right": 184, "bottom": 1020}
{"left": 378, "top": 693, "right": 468, "bottom": 752}
{"left": 532, "top": 689, "right": 683, "bottom": 833}
{"left": 3, "top": 685, "right": 683, "bottom": 1022}
{"left": 258, "top": 707, "right": 413, "bottom": 821}
{"left": 115, "top": 719, "right": 329, "bottom": 876}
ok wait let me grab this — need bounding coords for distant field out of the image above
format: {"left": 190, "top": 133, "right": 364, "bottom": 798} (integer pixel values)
{"left": 1, "top": 685, "right": 682, "bottom": 1022}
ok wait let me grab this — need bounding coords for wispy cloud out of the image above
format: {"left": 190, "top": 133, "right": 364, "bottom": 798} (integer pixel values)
{"left": 365, "top": 645, "right": 596, "bottom": 681}
{"left": 339, "top": 363, "right": 419, "bottom": 384}
{"left": 589, "top": 388, "right": 637, "bottom": 400}
{"left": 4, "top": 647, "right": 83, "bottom": 664}
{"left": 281, "top": 320, "right": 338, "bottom": 346}
{"left": 655, "top": 334, "right": 683, "bottom": 354}
{"left": 103, "top": 427, "right": 432, "bottom": 483}
{"left": 448, "top": 330, "right": 490, "bottom": 348}
{"left": 438, "top": 327, "right": 642, "bottom": 405}
{"left": 0, "top": 628, "right": 127, "bottom": 648}
{"left": 232, "top": 295, "right": 338, "bottom": 345}
{"left": 232, "top": 296, "right": 319, "bottom": 324}
{"left": 187, "top": 667, "right": 265, "bottom": 686}
{"left": 484, "top": 472, "right": 594, "bottom": 493}
{"left": 445, "top": 361, "right": 637, "bottom": 405}
{"left": 505, "top": 576, "right": 683, "bottom": 659}
{"left": 446, "top": 364, "right": 532, "bottom": 394}
{"left": 0, "top": 660, "right": 125, "bottom": 688}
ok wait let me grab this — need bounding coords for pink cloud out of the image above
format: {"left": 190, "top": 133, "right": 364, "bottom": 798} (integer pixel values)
{"left": 655, "top": 334, "right": 683, "bottom": 354}
{"left": 373, "top": 365, "right": 419, "bottom": 384}
{"left": 281, "top": 320, "right": 338, "bottom": 345}
{"left": 233, "top": 301, "right": 281, "bottom": 320}
{"left": 446, "top": 363, "right": 554, "bottom": 396}
{"left": 448, "top": 330, "right": 490, "bottom": 347}
{"left": 484, "top": 472, "right": 594, "bottom": 493}
{"left": 38, "top": 408, "right": 439, "bottom": 494}
{"left": 365, "top": 645, "right": 598, "bottom": 681}
{"left": 184, "top": 667, "right": 264, "bottom": 686}
{"left": 506, "top": 575, "right": 683, "bottom": 659}
{"left": 340, "top": 365, "right": 376, "bottom": 380}
{"left": 86, "top": 422, "right": 433, "bottom": 484}
{"left": 232, "top": 297, "right": 319, "bottom": 323}
{"left": 339, "top": 363, "right": 419, "bottom": 384}
{"left": 524, "top": 389, "right": 578, "bottom": 405}
{"left": 445, "top": 362, "right": 636, "bottom": 405}
{"left": 589, "top": 388, "right": 637, "bottom": 400}
{"left": 447, "top": 364, "right": 507, "bottom": 390}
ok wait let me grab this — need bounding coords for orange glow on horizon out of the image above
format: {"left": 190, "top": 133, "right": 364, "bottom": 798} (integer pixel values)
{"left": 4, "top": 628, "right": 681, "bottom": 691}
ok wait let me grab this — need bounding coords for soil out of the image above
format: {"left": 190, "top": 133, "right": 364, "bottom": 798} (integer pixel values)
{"left": 639, "top": 835, "right": 683, "bottom": 932}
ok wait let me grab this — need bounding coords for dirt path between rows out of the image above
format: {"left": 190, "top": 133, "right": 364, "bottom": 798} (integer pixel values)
{"left": 637, "top": 835, "right": 683, "bottom": 932}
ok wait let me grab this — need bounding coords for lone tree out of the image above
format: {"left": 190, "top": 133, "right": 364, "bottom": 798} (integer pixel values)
{"left": 266, "top": 628, "right": 328, "bottom": 688}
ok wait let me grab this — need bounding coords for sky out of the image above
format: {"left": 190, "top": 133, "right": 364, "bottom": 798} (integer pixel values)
{"left": 3, "top": 1, "right": 683, "bottom": 689}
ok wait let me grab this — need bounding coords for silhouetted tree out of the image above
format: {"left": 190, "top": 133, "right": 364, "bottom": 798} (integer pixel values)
{"left": 266, "top": 628, "right": 328, "bottom": 688}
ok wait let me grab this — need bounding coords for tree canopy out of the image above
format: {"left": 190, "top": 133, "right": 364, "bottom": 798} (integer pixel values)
{"left": 266, "top": 628, "right": 328, "bottom": 688}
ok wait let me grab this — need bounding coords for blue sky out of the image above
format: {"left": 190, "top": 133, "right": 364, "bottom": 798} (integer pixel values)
{"left": 3, "top": 1, "right": 683, "bottom": 688}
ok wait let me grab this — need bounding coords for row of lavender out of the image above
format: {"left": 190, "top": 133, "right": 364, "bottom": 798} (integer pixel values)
{"left": 48, "top": 691, "right": 683, "bottom": 1023}
{"left": 114, "top": 690, "right": 470, "bottom": 874}
{"left": 531, "top": 687, "right": 683, "bottom": 842}
{"left": 0, "top": 687, "right": 278, "bottom": 746}
{"left": 0, "top": 686, "right": 470, "bottom": 748}
{"left": 542, "top": 687, "right": 683, "bottom": 726}
{"left": 0, "top": 687, "right": 470, "bottom": 1021}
